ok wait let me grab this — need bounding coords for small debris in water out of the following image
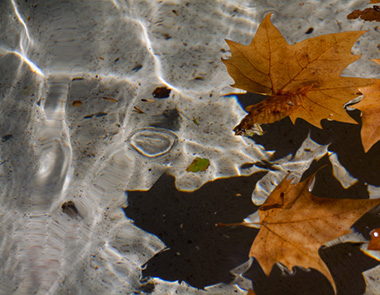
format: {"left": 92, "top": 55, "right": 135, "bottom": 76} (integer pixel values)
{"left": 186, "top": 157, "right": 210, "bottom": 172}
{"left": 102, "top": 97, "right": 118, "bottom": 103}
{"left": 133, "top": 106, "right": 144, "bottom": 114}
{"left": 72, "top": 100, "right": 83, "bottom": 107}
{"left": 152, "top": 86, "right": 171, "bottom": 99}
{"left": 1, "top": 134, "right": 13, "bottom": 142}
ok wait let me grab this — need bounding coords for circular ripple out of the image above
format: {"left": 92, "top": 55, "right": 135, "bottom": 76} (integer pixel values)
{"left": 129, "top": 127, "right": 178, "bottom": 158}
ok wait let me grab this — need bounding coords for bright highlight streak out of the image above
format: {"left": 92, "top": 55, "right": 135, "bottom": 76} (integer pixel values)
{"left": 136, "top": 19, "right": 179, "bottom": 92}
{"left": 11, "top": 0, "right": 31, "bottom": 42}
{"left": 110, "top": 0, "right": 120, "bottom": 9}
{"left": 0, "top": 46, "right": 43, "bottom": 76}
{"left": 12, "top": 50, "right": 44, "bottom": 76}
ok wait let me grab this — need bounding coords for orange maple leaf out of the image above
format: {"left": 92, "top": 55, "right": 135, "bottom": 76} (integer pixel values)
{"left": 353, "top": 61, "right": 380, "bottom": 152}
{"left": 246, "top": 173, "right": 380, "bottom": 294}
{"left": 222, "top": 13, "right": 375, "bottom": 135}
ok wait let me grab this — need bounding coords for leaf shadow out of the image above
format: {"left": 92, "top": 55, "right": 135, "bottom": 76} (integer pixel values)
{"left": 236, "top": 91, "right": 380, "bottom": 187}
{"left": 245, "top": 259, "right": 333, "bottom": 295}
{"left": 124, "top": 172, "right": 265, "bottom": 289}
{"left": 321, "top": 243, "right": 380, "bottom": 295}
{"left": 244, "top": 242, "right": 380, "bottom": 295}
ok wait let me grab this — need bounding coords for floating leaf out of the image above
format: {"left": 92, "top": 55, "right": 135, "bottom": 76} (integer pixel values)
{"left": 245, "top": 172, "right": 380, "bottom": 293}
{"left": 186, "top": 157, "right": 210, "bottom": 172}
{"left": 222, "top": 13, "right": 375, "bottom": 135}
{"left": 354, "top": 63, "right": 380, "bottom": 152}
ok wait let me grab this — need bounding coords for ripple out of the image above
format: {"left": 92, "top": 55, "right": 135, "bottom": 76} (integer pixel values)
{"left": 129, "top": 127, "right": 178, "bottom": 158}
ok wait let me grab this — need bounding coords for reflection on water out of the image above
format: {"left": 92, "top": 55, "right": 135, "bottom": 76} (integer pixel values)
{"left": 1, "top": 0, "right": 379, "bottom": 294}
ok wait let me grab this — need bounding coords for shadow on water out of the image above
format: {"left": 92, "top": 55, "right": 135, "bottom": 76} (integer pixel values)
{"left": 125, "top": 92, "right": 380, "bottom": 293}
{"left": 237, "top": 92, "right": 380, "bottom": 187}
{"left": 125, "top": 172, "right": 265, "bottom": 289}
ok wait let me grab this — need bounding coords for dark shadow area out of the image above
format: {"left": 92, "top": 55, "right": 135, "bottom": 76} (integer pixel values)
{"left": 321, "top": 243, "right": 380, "bottom": 295}
{"left": 150, "top": 108, "right": 181, "bottom": 131}
{"left": 124, "top": 93, "right": 380, "bottom": 293}
{"left": 246, "top": 259, "right": 333, "bottom": 295}
{"left": 230, "top": 92, "right": 380, "bottom": 294}
{"left": 236, "top": 92, "right": 380, "bottom": 187}
{"left": 246, "top": 243, "right": 380, "bottom": 295}
{"left": 353, "top": 202, "right": 380, "bottom": 240}
{"left": 124, "top": 172, "right": 266, "bottom": 289}
{"left": 302, "top": 158, "right": 369, "bottom": 200}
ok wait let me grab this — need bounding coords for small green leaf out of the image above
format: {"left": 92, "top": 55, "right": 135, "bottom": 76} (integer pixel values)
{"left": 186, "top": 157, "right": 210, "bottom": 172}
{"left": 193, "top": 118, "right": 199, "bottom": 125}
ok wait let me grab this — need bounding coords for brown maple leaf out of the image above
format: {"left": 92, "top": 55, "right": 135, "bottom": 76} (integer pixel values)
{"left": 246, "top": 172, "right": 380, "bottom": 293}
{"left": 222, "top": 13, "right": 375, "bottom": 135}
{"left": 353, "top": 61, "right": 380, "bottom": 152}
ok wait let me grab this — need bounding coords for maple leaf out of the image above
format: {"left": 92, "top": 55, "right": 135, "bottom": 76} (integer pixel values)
{"left": 247, "top": 172, "right": 380, "bottom": 293}
{"left": 353, "top": 61, "right": 380, "bottom": 152}
{"left": 222, "top": 13, "right": 375, "bottom": 135}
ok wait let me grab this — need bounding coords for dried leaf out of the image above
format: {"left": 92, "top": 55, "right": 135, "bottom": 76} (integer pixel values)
{"left": 368, "top": 228, "right": 380, "bottom": 250}
{"left": 152, "top": 86, "right": 171, "bottom": 99}
{"left": 222, "top": 13, "right": 375, "bottom": 135}
{"left": 247, "top": 173, "right": 380, "bottom": 294}
{"left": 186, "top": 157, "right": 210, "bottom": 172}
{"left": 354, "top": 63, "right": 380, "bottom": 152}
{"left": 347, "top": 6, "right": 380, "bottom": 22}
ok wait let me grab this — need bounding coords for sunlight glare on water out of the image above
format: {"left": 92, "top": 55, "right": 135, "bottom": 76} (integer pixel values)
{"left": 1, "top": 0, "right": 379, "bottom": 294}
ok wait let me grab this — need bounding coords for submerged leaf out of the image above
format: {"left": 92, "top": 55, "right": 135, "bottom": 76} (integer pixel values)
{"left": 186, "top": 157, "right": 210, "bottom": 172}
{"left": 222, "top": 13, "right": 375, "bottom": 135}
{"left": 247, "top": 173, "right": 380, "bottom": 294}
